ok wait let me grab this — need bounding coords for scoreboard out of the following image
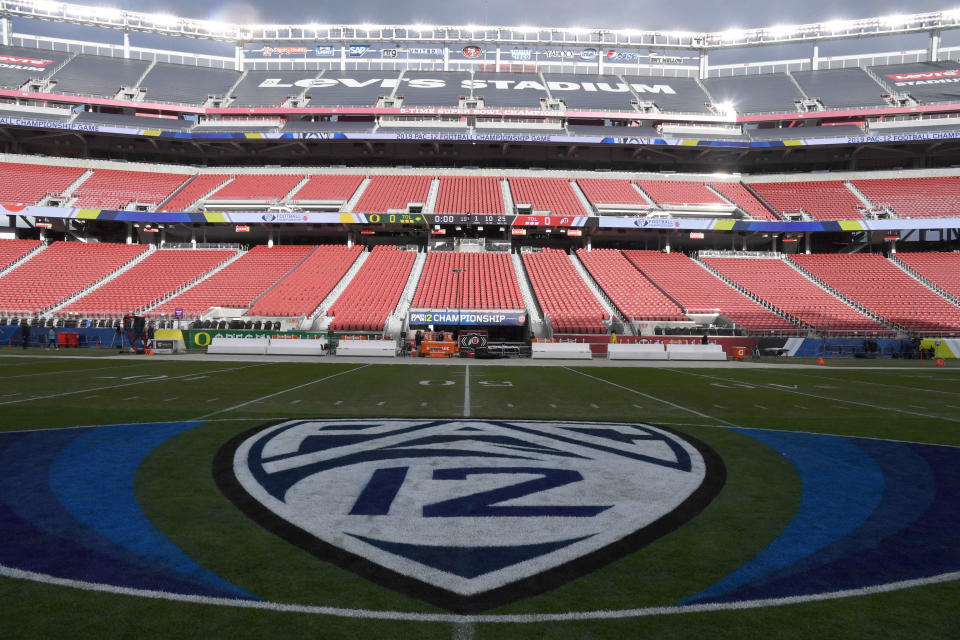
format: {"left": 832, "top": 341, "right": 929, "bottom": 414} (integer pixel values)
{"left": 427, "top": 214, "right": 512, "bottom": 226}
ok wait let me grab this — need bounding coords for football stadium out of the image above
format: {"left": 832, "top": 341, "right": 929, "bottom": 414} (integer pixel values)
{"left": 0, "top": 1, "right": 959, "bottom": 637}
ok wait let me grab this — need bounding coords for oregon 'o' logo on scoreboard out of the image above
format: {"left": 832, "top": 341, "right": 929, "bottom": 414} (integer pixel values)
{"left": 216, "top": 419, "right": 724, "bottom": 612}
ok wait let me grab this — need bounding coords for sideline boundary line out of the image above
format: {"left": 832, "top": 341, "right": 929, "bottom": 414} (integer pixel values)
{"left": 0, "top": 363, "right": 145, "bottom": 380}
{"left": 195, "top": 364, "right": 371, "bottom": 419}
{"left": 1, "top": 564, "right": 955, "bottom": 623}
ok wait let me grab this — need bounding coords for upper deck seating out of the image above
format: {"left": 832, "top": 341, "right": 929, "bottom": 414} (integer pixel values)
{"left": 870, "top": 62, "right": 960, "bottom": 103}
{"left": 791, "top": 68, "right": 887, "bottom": 109}
{"left": 622, "top": 76, "right": 713, "bottom": 113}
{"left": 140, "top": 63, "right": 239, "bottom": 105}
{"left": 353, "top": 175, "right": 432, "bottom": 213}
{"left": 472, "top": 73, "right": 548, "bottom": 108}
{"left": 434, "top": 177, "right": 505, "bottom": 214}
{"left": 48, "top": 55, "right": 148, "bottom": 98}
{"left": 72, "top": 169, "right": 189, "bottom": 210}
{"left": 749, "top": 180, "right": 864, "bottom": 220}
{"left": 160, "top": 175, "right": 231, "bottom": 211}
{"left": 304, "top": 71, "right": 399, "bottom": 107}
{"left": 543, "top": 74, "right": 636, "bottom": 110}
{"left": 289, "top": 174, "right": 364, "bottom": 204}
{"left": 204, "top": 174, "right": 305, "bottom": 202}
{"left": 576, "top": 178, "right": 650, "bottom": 210}
{"left": 709, "top": 182, "right": 779, "bottom": 220}
{"left": 853, "top": 177, "right": 960, "bottom": 218}
{"left": 635, "top": 181, "right": 727, "bottom": 207}
{"left": 508, "top": 177, "right": 586, "bottom": 216}
{"left": 0, "top": 45, "right": 69, "bottom": 89}
{"left": 702, "top": 73, "right": 804, "bottom": 114}
{"left": 230, "top": 70, "right": 300, "bottom": 107}
{"left": 0, "top": 162, "right": 85, "bottom": 205}
{"left": 397, "top": 71, "right": 469, "bottom": 107}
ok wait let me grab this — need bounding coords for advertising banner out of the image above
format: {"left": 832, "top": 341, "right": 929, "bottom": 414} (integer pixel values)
{"left": 183, "top": 329, "right": 329, "bottom": 349}
{"left": 408, "top": 310, "right": 527, "bottom": 327}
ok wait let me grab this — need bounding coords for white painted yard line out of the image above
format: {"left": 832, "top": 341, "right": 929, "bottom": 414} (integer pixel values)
{"left": 195, "top": 364, "right": 370, "bottom": 419}
{"left": 785, "top": 370, "right": 960, "bottom": 398}
{"left": 452, "top": 621, "right": 475, "bottom": 640}
{"left": 0, "top": 364, "right": 268, "bottom": 407}
{"left": 163, "top": 397, "right": 178, "bottom": 402}
{"left": 205, "top": 397, "right": 219, "bottom": 403}
{"left": 754, "top": 404, "right": 768, "bottom": 410}
{"left": 377, "top": 401, "right": 386, "bottom": 406}
{"left": 0, "top": 363, "right": 143, "bottom": 380}
{"left": 463, "top": 364, "right": 470, "bottom": 418}
{"left": 334, "top": 400, "right": 343, "bottom": 406}
{"left": 713, "top": 404, "right": 726, "bottom": 409}
{"left": 590, "top": 403, "right": 600, "bottom": 409}
{"left": 290, "top": 399, "right": 301, "bottom": 405}
{"left": 564, "top": 367, "right": 736, "bottom": 427}
{"left": 123, "top": 396, "right": 139, "bottom": 401}
{"left": 671, "top": 369, "right": 960, "bottom": 424}
{"left": 1, "top": 564, "right": 955, "bottom": 623}
{"left": 948, "top": 405, "right": 960, "bottom": 410}
{"left": 633, "top": 404, "right": 643, "bottom": 409}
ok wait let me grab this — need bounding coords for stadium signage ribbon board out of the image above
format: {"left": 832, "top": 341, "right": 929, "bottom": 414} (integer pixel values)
{"left": 221, "top": 418, "right": 720, "bottom": 610}
{"left": 407, "top": 310, "right": 527, "bottom": 326}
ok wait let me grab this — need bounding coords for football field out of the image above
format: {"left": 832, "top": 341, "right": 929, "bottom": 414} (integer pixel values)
{"left": 0, "top": 353, "right": 958, "bottom": 639}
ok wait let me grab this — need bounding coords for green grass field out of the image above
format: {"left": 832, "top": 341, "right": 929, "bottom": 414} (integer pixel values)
{"left": 0, "top": 353, "right": 958, "bottom": 639}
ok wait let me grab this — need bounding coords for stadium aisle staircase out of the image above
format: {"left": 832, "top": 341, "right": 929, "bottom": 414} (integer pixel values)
{"left": 0, "top": 163, "right": 86, "bottom": 205}
{"left": 893, "top": 252, "right": 960, "bottom": 303}
{"left": 72, "top": 169, "right": 191, "bottom": 210}
{"left": 748, "top": 181, "right": 865, "bottom": 221}
{"left": 0, "top": 239, "right": 43, "bottom": 273}
{"left": 160, "top": 175, "right": 232, "bottom": 212}
{"left": 248, "top": 244, "right": 363, "bottom": 317}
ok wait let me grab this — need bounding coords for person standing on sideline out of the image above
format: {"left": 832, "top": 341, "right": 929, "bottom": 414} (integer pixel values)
{"left": 609, "top": 330, "right": 618, "bottom": 344}
{"left": 701, "top": 332, "right": 710, "bottom": 345}
{"left": 20, "top": 319, "right": 30, "bottom": 350}
{"left": 47, "top": 326, "right": 58, "bottom": 350}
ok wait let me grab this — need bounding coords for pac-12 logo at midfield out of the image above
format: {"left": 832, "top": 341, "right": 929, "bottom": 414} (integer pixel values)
{"left": 218, "top": 419, "right": 723, "bottom": 611}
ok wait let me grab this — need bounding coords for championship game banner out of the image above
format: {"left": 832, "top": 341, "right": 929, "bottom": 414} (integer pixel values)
{"left": 182, "top": 329, "right": 329, "bottom": 349}
{"left": 408, "top": 310, "right": 527, "bottom": 327}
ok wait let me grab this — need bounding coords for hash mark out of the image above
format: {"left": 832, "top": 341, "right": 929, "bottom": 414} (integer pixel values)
{"left": 590, "top": 403, "right": 600, "bottom": 409}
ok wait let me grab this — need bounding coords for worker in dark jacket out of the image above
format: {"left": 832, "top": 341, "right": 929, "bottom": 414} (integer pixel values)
{"left": 21, "top": 319, "right": 30, "bottom": 349}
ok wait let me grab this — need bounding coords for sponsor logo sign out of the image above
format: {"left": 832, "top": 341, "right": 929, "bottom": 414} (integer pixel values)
{"left": 509, "top": 47, "right": 532, "bottom": 60}
{"left": 221, "top": 418, "right": 719, "bottom": 610}
{"left": 606, "top": 49, "right": 640, "bottom": 61}
{"left": 347, "top": 44, "right": 371, "bottom": 57}
{"left": 255, "top": 46, "right": 310, "bottom": 57}
{"left": 462, "top": 46, "right": 484, "bottom": 58}
{"left": 580, "top": 48, "right": 598, "bottom": 61}
{"left": 885, "top": 69, "right": 960, "bottom": 82}
{"left": 0, "top": 54, "right": 57, "bottom": 71}
{"left": 315, "top": 45, "right": 337, "bottom": 57}
{"left": 408, "top": 310, "right": 527, "bottom": 326}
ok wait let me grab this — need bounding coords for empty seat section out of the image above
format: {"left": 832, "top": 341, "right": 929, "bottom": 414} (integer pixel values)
{"left": 305, "top": 71, "right": 397, "bottom": 107}
{"left": 472, "top": 73, "right": 548, "bottom": 108}
{"left": 791, "top": 68, "right": 887, "bottom": 109}
{"left": 702, "top": 73, "right": 804, "bottom": 114}
{"left": 329, "top": 246, "right": 416, "bottom": 331}
{"left": 0, "top": 241, "right": 146, "bottom": 314}
{"left": 635, "top": 181, "right": 726, "bottom": 207}
{"left": 508, "top": 177, "right": 586, "bottom": 216}
{"left": 625, "top": 251, "right": 795, "bottom": 330}
{"left": 749, "top": 181, "right": 863, "bottom": 220}
{"left": 576, "top": 179, "right": 649, "bottom": 208}
{"left": 412, "top": 253, "right": 523, "bottom": 309}
{"left": 63, "top": 249, "right": 234, "bottom": 317}
{"left": 140, "top": 63, "right": 239, "bottom": 105}
{"left": 896, "top": 252, "right": 960, "bottom": 300}
{"left": 160, "top": 174, "right": 231, "bottom": 211}
{"left": 576, "top": 248, "right": 686, "bottom": 322}
{"left": 434, "top": 177, "right": 504, "bottom": 214}
{"left": 290, "top": 174, "right": 364, "bottom": 203}
{"left": 524, "top": 249, "right": 607, "bottom": 333}
{"left": 791, "top": 253, "right": 960, "bottom": 333}
{"left": 703, "top": 256, "right": 886, "bottom": 333}
{"left": 0, "top": 239, "right": 42, "bottom": 270}
{"left": 0, "top": 162, "right": 86, "bottom": 205}
{"left": 622, "top": 75, "right": 713, "bottom": 113}
{"left": 230, "top": 70, "right": 301, "bottom": 107}
{"left": 709, "top": 182, "right": 779, "bottom": 220}
{"left": 205, "top": 174, "right": 305, "bottom": 202}
{"left": 72, "top": 170, "right": 190, "bottom": 209}
{"left": 353, "top": 175, "right": 432, "bottom": 213}
{"left": 543, "top": 74, "right": 636, "bottom": 110}
{"left": 153, "top": 245, "right": 313, "bottom": 317}
{"left": 48, "top": 55, "right": 149, "bottom": 98}
{"left": 853, "top": 177, "right": 960, "bottom": 218}
{"left": 249, "top": 245, "right": 362, "bottom": 317}
{"left": 397, "top": 71, "right": 469, "bottom": 107}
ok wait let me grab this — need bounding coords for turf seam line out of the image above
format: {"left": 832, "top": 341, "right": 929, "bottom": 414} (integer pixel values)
{"left": 194, "top": 364, "right": 371, "bottom": 419}
{"left": 1, "top": 564, "right": 955, "bottom": 623}
{"left": 563, "top": 367, "right": 738, "bottom": 428}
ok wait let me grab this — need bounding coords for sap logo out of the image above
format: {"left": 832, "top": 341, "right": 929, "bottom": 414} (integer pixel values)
{"left": 580, "top": 48, "right": 598, "bottom": 61}
{"left": 315, "top": 45, "right": 336, "bottom": 57}
{"left": 348, "top": 44, "right": 371, "bottom": 57}
{"left": 462, "top": 45, "right": 484, "bottom": 58}
{"left": 223, "top": 418, "right": 719, "bottom": 610}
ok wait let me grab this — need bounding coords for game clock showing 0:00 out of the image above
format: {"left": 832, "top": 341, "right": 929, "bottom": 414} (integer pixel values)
{"left": 428, "top": 214, "right": 511, "bottom": 225}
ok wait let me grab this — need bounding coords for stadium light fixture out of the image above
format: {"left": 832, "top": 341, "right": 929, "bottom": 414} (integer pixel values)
{"left": 92, "top": 6, "right": 121, "bottom": 21}
{"left": 766, "top": 24, "right": 795, "bottom": 39}
{"left": 879, "top": 14, "right": 908, "bottom": 28}
{"left": 716, "top": 101, "right": 737, "bottom": 115}
{"left": 720, "top": 28, "right": 745, "bottom": 42}
{"left": 32, "top": 0, "right": 62, "bottom": 12}
{"left": 824, "top": 19, "right": 853, "bottom": 34}
{"left": 149, "top": 14, "right": 179, "bottom": 28}
{"left": 942, "top": 8, "right": 960, "bottom": 21}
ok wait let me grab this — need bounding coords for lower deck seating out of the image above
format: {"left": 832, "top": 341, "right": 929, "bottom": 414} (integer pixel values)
{"left": 523, "top": 249, "right": 607, "bottom": 334}
{"left": 791, "top": 253, "right": 960, "bottom": 333}
{"left": 0, "top": 239, "right": 41, "bottom": 270}
{"left": 248, "top": 244, "right": 362, "bottom": 317}
{"left": 896, "top": 252, "right": 960, "bottom": 300}
{"left": 576, "top": 248, "right": 686, "bottom": 322}
{"left": 329, "top": 246, "right": 416, "bottom": 332}
{"left": 412, "top": 252, "right": 523, "bottom": 310}
{"left": 152, "top": 245, "right": 314, "bottom": 317}
{"left": 625, "top": 251, "right": 796, "bottom": 330}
